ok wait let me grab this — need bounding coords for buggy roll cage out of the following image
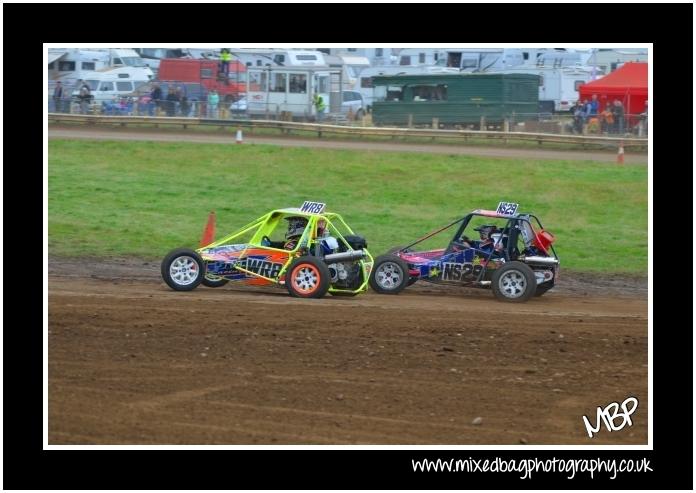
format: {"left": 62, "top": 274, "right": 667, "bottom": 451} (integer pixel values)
{"left": 395, "top": 211, "right": 559, "bottom": 284}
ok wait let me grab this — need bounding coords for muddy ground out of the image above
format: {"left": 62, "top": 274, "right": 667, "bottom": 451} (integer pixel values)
{"left": 48, "top": 257, "right": 648, "bottom": 445}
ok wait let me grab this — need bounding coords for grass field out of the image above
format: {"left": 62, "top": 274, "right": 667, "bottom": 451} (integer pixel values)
{"left": 48, "top": 139, "right": 648, "bottom": 274}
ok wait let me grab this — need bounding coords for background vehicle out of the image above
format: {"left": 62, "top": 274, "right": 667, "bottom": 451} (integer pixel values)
{"left": 69, "top": 66, "right": 151, "bottom": 103}
{"left": 368, "top": 202, "right": 559, "bottom": 302}
{"left": 371, "top": 73, "right": 539, "bottom": 128}
{"left": 487, "top": 65, "right": 601, "bottom": 113}
{"left": 340, "top": 90, "right": 365, "bottom": 119}
{"left": 358, "top": 65, "right": 459, "bottom": 112}
{"left": 49, "top": 48, "right": 153, "bottom": 87}
{"left": 161, "top": 202, "right": 373, "bottom": 299}
{"left": 245, "top": 65, "right": 365, "bottom": 121}
{"left": 157, "top": 58, "right": 247, "bottom": 103}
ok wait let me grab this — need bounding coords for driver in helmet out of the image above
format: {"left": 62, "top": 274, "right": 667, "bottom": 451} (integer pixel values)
{"left": 282, "top": 216, "right": 308, "bottom": 250}
{"left": 461, "top": 225, "right": 503, "bottom": 256}
{"left": 261, "top": 215, "right": 308, "bottom": 250}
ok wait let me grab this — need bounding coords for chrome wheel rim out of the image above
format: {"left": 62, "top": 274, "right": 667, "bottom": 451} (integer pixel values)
{"left": 169, "top": 256, "right": 200, "bottom": 286}
{"left": 498, "top": 270, "right": 526, "bottom": 298}
{"left": 375, "top": 262, "right": 403, "bottom": 290}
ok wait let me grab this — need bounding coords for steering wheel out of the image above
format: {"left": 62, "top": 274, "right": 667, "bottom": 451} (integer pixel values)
{"left": 453, "top": 235, "right": 472, "bottom": 247}
{"left": 446, "top": 236, "right": 471, "bottom": 254}
{"left": 262, "top": 235, "right": 273, "bottom": 246}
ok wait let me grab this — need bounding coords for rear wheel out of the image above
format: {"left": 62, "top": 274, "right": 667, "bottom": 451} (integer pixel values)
{"left": 161, "top": 248, "right": 204, "bottom": 291}
{"left": 491, "top": 261, "right": 536, "bottom": 302}
{"left": 369, "top": 255, "right": 410, "bottom": 294}
{"left": 286, "top": 256, "right": 331, "bottom": 298}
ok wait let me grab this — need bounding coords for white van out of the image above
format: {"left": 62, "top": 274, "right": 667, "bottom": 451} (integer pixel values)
{"left": 70, "top": 66, "right": 152, "bottom": 103}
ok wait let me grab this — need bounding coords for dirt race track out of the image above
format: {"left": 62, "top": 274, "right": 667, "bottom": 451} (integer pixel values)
{"left": 49, "top": 258, "right": 648, "bottom": 445}
{"left": 48, "top": 126, "right": 649, "bottom": 164}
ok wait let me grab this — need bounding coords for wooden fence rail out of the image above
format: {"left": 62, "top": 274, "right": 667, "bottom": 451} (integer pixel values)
{"left": 47, "top": 114, "right": 649, "bottom": 149}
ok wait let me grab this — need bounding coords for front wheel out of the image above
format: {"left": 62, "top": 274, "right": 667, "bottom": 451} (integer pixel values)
{"left": 161, "top": 248, "right": 205, "bottom": 291}
{"left": 369, "top": 255, "right": 410, "bottom": 294}
{"left": 286, "top": 256, "right": 331, "bottom": 298}
{"left": 491, "top": 261, "right": 536, "bottom": 302}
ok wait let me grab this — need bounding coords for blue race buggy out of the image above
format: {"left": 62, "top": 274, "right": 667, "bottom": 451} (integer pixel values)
{"left": 368, "top": 202, "right": 559, "bottom": 302}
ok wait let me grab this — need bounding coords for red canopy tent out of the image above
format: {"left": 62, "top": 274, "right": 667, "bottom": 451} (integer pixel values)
{"left": 578, "top": 62, "right": 647, "bottom": 124}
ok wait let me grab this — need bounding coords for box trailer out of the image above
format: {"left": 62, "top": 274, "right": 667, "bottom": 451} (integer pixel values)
{"left": 371, "top": 73, "right": 539, "bottom": 128}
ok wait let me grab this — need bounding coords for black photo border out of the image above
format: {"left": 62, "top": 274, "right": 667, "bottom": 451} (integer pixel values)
{"left": 6, "top": 1, "right": 692, "bottom": 490}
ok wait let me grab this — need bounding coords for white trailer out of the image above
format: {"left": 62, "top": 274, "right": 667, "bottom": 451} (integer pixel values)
{"left": 231, "top": 49, "right": 328, "bottom": 69}
{"left": 48, "top": 48, "right": 153, "bottom": 83}
{"left": 396, "top": 48, "right": 526, "bottom": 71}
{"left": 48, "top": 48, "right": 153, "bottom": 97}
{"left": 487, "top": 65, "right": 602, "bottom": 113}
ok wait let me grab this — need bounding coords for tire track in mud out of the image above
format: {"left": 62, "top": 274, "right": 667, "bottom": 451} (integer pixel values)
{"left": 48, "top": 261, "right": 648, "bottom": 445}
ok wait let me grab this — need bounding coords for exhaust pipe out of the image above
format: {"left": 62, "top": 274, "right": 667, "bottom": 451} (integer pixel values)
{"left": 324, "top": 249, "right": 366, "bottom": 263}
{"left": 521, "top": 255, "right": 559, "bottom": 266}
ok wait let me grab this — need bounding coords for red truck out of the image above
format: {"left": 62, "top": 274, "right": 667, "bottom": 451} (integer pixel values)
{"left": 157, "top": 58, "right": 246, "bottom": 102}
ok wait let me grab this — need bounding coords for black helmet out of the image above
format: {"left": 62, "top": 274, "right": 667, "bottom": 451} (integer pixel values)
{"left": 285, "top": 216, "right": 307, "bottom": 239}
{"left": 474, "top": 224, "right": 497, "bottom": 240}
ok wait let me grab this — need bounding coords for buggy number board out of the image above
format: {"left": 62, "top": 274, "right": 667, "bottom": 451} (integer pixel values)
{"left": 300, "top": 201, "right": 326, "bottom": 214}
{"left": 496, "top": 202, "right": 519, "bottom": 216}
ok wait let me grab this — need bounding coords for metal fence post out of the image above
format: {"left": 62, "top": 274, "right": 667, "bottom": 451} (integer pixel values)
{"left": 407, "top": 114, "right": 413, "bottom": 128}
{"left": 479, "top": 115, "right": 486, "bottom": 130}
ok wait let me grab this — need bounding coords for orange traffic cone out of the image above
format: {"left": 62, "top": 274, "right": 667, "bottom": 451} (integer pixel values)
{"left": 235, "top": 128, "right": 243, "bottom": 144}
{"left": 616, "top": 141, "right": 624, "bottom": 165}
{"left": 200, "top": 211, "right": 216, "bottom": 247}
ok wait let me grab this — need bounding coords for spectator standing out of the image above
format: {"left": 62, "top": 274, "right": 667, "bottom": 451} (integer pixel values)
{"left": 600, "top": 104, "right": 614, "bottom": 134}
{"left": 613, "top": 99, "right": 625, "bottom": 135}
{"left": 52, "top": 81, "right": 64, "bottom": 113}
{"left": 572, "top": 104, "right": 585, "bottom": 134}
{"left": 588, "top": 94, "right": 599, "bottom": 118}
{"left": 78, "top": 80, "right": 92, "bottom": 114}
{"left": 580, "top": 99, "right": 591, "bottom": 119}
{"left": 639, "top": 101, "right": 648, "bottom": 135}
{"left": 313, "top": 92, "right": 326, "bottom": 122}
{"left": 584, "top": 96, "right": 600, "bottom": 134}
{"left": 178, "top": 87, "right": 190, "bottom": 117}
{"left": 150, "top": 83, "right": 162, "bottom": 116}
{"left": 220, "top": 48, "right": 232, "bottom": 77}
{"left": 207, "top": 89, "right": 220, "bottom": 118}
{"left": 165, "top": 88, "right": 180, "bottom": 117}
